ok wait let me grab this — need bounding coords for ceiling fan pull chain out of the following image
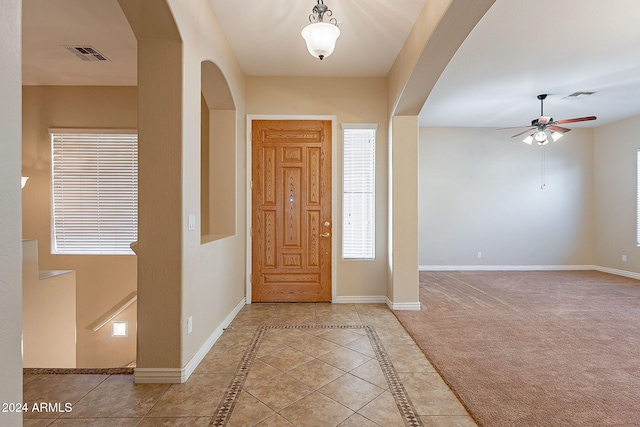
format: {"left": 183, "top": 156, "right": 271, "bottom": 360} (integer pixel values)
{"left": 541, "top": 146, "right": 546, "bottom": 190}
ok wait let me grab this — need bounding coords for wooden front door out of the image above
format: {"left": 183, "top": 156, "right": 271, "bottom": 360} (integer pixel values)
{"left": 251, "top": 120, "right": 332, "bottom": 302}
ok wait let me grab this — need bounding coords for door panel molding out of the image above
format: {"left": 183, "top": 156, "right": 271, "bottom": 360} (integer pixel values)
{"left": 252, "top": 120, "right": 331, "bottom": 302}
{"left": 246, "top": 115, "right": 338, "bottom": 304}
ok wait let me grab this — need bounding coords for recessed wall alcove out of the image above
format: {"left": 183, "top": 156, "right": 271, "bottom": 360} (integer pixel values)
{"left": 200, "top": 60, "right": 236, "bottom": 243}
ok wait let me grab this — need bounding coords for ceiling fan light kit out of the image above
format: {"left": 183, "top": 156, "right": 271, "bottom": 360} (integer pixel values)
{"left": 534, "top": 131, "right": 549, "bottom": 144}
{"left": 524, "top": 130, "right": 562, "bottom": 145}
{"left": 503, "top": 94, "right": 597, "bottom": 146}
{"left": 301, "top": 0, "right": 340, "bottom": 60}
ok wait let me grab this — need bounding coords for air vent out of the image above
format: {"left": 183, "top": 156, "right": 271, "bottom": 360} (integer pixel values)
{"left": 564, "top": 91, "right": 595, "bottom": 99}
{"left": 63, "top": 46, "right": 110, "bottom": 62}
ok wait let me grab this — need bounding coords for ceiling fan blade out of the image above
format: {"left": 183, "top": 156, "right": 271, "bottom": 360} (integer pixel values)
{"left": 553, "top": 116, "right": 597, "bottom": 125}
{"left": 548, "top": 125, "right": 571, "bottom": 134}
{"left": 497, "top": 125, "right": 531, "bottom": 130}
{"left": 510, "top": 127, "right": 535, "bottom": 138}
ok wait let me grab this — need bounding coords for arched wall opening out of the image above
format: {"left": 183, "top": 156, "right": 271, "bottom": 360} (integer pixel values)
{"left": 200, "top": 60, "right": 236, "bottom": 243}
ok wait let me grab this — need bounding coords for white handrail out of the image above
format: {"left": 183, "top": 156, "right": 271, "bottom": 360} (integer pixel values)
{"left": 88, "top": 291, "right": 137, "bottom": 332}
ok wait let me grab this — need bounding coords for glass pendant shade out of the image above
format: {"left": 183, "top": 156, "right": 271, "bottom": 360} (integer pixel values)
{"left": 534, "top": 131, "right": 547, "bottom": 143}
{"left": 301, "top": 22, "right": 340, "bottom": 60}
{"left": 523, "top": 135, "right": 534, "bottom": 145}
{"left": 21, "top": 176, "right": 29, "bottom": 188}
{"left": 551, "top": 131, "right": 563, "bottom": 142}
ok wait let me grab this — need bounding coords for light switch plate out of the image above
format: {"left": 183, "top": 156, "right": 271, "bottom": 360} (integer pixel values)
{"left": 188, "top": 215, "right": 196, "bottom": 231}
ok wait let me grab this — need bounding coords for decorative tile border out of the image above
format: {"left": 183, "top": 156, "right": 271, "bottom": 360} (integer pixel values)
{"left": 211, "top": 325, "right": 267, "bottom": 427}
{"left": 210, "top": 324, "right": 423, "bottom": 427}
{"left": 364, "top": 325, "right": 422, "bottom": 427}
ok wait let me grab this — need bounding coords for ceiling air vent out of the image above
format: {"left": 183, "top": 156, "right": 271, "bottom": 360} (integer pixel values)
{"left": 564, "top": 91, "right": 595, "bottom": 99}
{"left": 63, "top": 46, "right": 110, "bottom": 62}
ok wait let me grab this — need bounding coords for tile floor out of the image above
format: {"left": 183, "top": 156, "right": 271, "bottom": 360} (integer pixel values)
{"left": 23, "top": 303, "right": 476, "bottom": 427}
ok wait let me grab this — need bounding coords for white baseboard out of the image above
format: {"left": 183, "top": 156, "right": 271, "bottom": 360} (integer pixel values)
{"left": 333, "top": 295, "right": 387, "bottom": 304}
{"left": 386, "top": 297, "right": 421, "bottom": 311}
{"left": 134, "top": 297, "right": 246, "bottom": 384}
{"left": 133, "top": 368, "right": 183, "bottom": 384}
{"left": 419, "top": 264, "right": 596, "bottom": 271}
{"left": 334, "top": 295, "right": 421, "bottom": 310}
{"left": 594, "top": 266, "right": 640, "bottom": 280}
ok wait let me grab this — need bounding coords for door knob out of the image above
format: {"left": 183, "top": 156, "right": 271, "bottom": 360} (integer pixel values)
{"left": 324, "top": 221, "right": 331, "bottom": 227}
{"left": 319, "top": 232, "right": 330, "bottom": 237}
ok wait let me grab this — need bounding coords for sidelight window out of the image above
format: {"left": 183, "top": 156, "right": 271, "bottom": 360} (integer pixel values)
{"left": 342, "top": 124, "right": 376, "bottom": 259}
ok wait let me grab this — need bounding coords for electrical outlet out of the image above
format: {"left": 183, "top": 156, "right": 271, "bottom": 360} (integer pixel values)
{"left": 187, "top": 316, "right": 193, "bottom": 334}
{"left": 622, "top": 255, "right": 627, "bottom": 262}
{"left": 477, "top": 252, "right": 482, "bottom": 259}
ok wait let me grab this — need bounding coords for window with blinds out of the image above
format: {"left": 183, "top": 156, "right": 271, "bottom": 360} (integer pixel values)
{"left": 51, "top": 130, "right": 138, "bottom": 255}
{"left": 342, "top": 124, "right": 376, "bottom": 259}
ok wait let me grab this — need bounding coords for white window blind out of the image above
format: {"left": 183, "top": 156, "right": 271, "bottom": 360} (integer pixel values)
{"left": 51, "top": 130, "right": 138, "bottom": 254}
{"left": 342, "top": 125, "right": 376, "bottom": 259}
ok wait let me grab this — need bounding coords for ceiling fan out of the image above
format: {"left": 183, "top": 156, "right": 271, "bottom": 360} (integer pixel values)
{"left": 502, "top": 94, "right": 597, "bottom": 145}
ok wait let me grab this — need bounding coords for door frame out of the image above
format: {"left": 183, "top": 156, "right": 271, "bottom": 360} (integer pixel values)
{"left": 246, "top": 115, "right": 338, "bottom": 304}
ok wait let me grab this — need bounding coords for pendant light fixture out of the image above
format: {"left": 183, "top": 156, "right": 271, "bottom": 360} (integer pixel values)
{"left": 301, "top": 0, "right": 340, "bottom": 60}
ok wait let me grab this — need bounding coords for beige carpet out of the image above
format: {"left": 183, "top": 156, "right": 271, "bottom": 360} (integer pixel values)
{"left": 394, "top": 270, "right": 640, "bottom": 427}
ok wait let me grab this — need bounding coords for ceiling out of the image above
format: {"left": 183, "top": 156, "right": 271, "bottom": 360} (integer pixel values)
{"left": 22, "top": 0, "right": 640, "bottom": 128}
{"left": 207, "top": 0, "right": 428, "bottom": 77}
{"left": 419, "top": 0, "right": 640, "bottom": 128}
{"left": 22, "top": 0, "right": 137, "bottom": 86}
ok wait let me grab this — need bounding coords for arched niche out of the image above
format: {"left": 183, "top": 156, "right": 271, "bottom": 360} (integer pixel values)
{"left": 200, "top": 60, "right": 236, "bottom": 243}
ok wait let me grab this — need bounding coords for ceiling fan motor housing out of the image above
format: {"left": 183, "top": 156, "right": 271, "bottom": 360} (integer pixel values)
{"left": 531, "top": 116, "right": 553, "bottom": 126}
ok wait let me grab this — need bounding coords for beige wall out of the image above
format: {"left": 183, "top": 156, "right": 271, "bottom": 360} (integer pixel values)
{"left": 166, "top": 0, "right": 247, "bottom": 369}
{"left": 0, "top": 0, "right": 23, "bottom": 423}
{"left": 201, "top": 60, "right": 236, "bottom": 242}
{"left": 130, "top": 35, "right": 184, "bottom": 371}
{"left": 594, "top": 115, "right": 640, "bottom": 273}
{"left": 387, "top": 0, "right": 495, "bottom": 116}
{"left": 385, "top": 0, "right": 493, "bottom": 307}
{"left": 388, "top": 117, "right": 420, "bottom": 305}
{"left": 22, "top": 86, "right": 138, "bottom": 367}
{"left": 116, "top": 0, "right": 247, "bottom": 380}
{"left": 205, "top": 109, "right": 236, "bottom": 240}
{"left": 22, "top": 240, "right": 76, "bottom": 368}
{"left": 419, "top": 127, "right": 595, "bottom": 267}
{"left": 246, "top": 76, "right": 389, "bottom": 298}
